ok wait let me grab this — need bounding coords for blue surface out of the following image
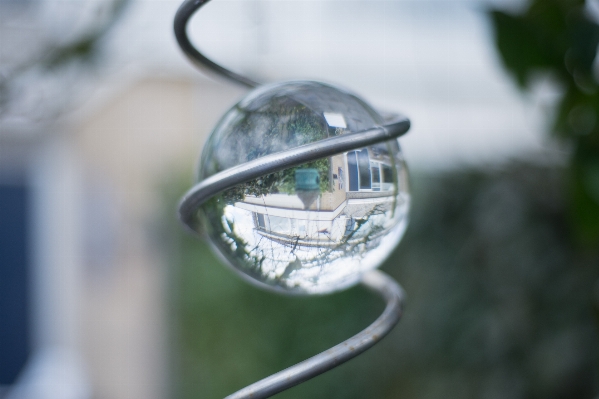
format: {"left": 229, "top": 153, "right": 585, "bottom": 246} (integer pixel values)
{"left": 0, "top": 184, "right": 31, "bottom": 385}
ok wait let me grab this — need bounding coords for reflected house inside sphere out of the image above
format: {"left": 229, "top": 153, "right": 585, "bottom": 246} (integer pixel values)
{"left": 198, "top": 81, "right": 410, "bottom": 294}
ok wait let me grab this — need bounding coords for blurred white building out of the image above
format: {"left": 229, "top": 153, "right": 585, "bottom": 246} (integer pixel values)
{"left": 1, "top": 73, "right": 246, "bottom": 399}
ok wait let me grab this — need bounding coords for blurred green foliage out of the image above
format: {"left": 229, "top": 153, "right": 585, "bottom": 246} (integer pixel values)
{"left": 489, "top": 0, "right": 599, "bottom": 245}
{"left": 219, "top": 157, "right": 331, "bottom": 205}
{"left": 165, "top": 160, "right": 599, "bottom": 398}
{"left": 42, "top": 0, "right": 129, "bottom": 70}
{"left": 0, "top": 0, "right": 130, "bottom": 119}
{"left": 202, "top": 100, "right": 332, "bottom": 205}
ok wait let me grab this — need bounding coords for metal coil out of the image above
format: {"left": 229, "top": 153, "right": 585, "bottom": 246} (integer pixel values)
{"left": 174, "top": 1, "right": 409, "bottom": 397}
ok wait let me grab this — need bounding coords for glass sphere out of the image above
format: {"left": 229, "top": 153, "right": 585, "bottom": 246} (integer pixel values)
{"left": 198, "top": 81, "right": 410, "bottom": 295}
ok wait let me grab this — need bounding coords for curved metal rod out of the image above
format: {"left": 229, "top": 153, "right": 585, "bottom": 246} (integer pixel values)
{"left": 178, "top": 114, "right": 410, "bottom": 231}
{"left": 174, "top": 0, "right": 259, "bottom": 88}
{"left": 174, "top": 2, "right": 409, "bottom": 398}
{"left": 225, "top": 269, "right": 404, "bottom": 399}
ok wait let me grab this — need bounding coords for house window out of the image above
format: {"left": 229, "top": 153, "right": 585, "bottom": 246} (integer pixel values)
{"left": 357, "top": 149, "right": 371, "bottom": 190}
{"left": 347, "top": 151, "right": 359, "bottom": 191}
{"left": 371, "top": 162, "right": 381, "bottom": 191}
{"left": 347, "top": 150, "right": 372, "bottom": 191}
{"left": 0, "top": 184, "right": 31, "bottom": 385}
{"left": 256, "top": 213, "right": 266, "bottom": 229}
{"left": 382, "top": 164, "right": 394, "bottom": 191}
{"left": 347, "top": 150, "right": 394, "bottom": 192}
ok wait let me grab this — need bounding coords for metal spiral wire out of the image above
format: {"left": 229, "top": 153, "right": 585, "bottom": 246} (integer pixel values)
{"left": 224, "top": 270, "right": 404, "bottom": 399}
{"left": 174, "top": 0, "right": 259, "bottom": 88}
{"left": 174, "top": 1, "right": 409, "bottom": 397}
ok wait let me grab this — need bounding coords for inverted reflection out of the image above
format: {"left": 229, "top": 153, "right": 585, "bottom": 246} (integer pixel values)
{"left": 198, "top": 81, "right": 410, "bottom": 294}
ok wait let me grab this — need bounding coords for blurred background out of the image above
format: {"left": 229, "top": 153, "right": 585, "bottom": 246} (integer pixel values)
{"left": 1, "top": 0, "right": 598, "bottom": 398}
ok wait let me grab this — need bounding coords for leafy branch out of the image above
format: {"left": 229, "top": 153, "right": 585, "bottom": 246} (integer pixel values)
{"left": 490, "top": 0, "right": 599, "bottom": 245}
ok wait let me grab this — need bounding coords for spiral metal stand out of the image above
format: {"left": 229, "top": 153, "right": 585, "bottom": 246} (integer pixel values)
{"left": 175, "top": 1, "right": 409, "bottom": 397}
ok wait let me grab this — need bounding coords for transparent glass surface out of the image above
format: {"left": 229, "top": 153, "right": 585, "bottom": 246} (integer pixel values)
{"left": 198, "top": 81, "right": 410, "bottom": 294}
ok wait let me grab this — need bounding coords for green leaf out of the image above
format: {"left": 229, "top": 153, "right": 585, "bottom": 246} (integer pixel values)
{"left": 571, "top": 140, "right": 599, "bottom": 245}
{"left": 489, "top": 11, "right": 555, "bottom": 87}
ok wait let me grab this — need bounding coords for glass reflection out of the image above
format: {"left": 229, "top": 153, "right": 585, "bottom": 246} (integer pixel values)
{"left": 198, "top": 81, "right": 410, "bottom": 294}
{"left": 201, "top": 142, "right": 408, "bottom": 294}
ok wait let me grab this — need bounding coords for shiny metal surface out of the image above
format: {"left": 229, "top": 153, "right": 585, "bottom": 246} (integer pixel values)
{"left": 174, "top": 0, "right": 259, "bottom": 88}
{"left": 225, "top": 269, "right": 404, "bottom": 399}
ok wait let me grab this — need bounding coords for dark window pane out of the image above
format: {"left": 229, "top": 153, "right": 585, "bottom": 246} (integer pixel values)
{"left": 347, "top": 151, "right": 359, "bottom": 192}
{"left": 0, "top": 184, "right": 30, "bottom": 385}
{"left": 357, "top": 149, "right": 371, "bottom": 189}
{"left": 257, "top": 213, "right": 265, "bottom": 229}
{"left": 371, "top": 166, "right": 380, "bottom": 184}
{"left": 371, "top": 165, "right": 380, "bottom": 191}
{"left": 382, "top": 164, "right": 394, "bottom": 183}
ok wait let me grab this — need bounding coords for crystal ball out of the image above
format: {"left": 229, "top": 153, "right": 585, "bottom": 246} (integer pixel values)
{"left": 198, "top": 81, "right": 410, "bottom": 294}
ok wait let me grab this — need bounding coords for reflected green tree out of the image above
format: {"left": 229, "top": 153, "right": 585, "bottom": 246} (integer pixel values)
{"left": 0, "top": 0, "right": 130, "bottom": 121}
